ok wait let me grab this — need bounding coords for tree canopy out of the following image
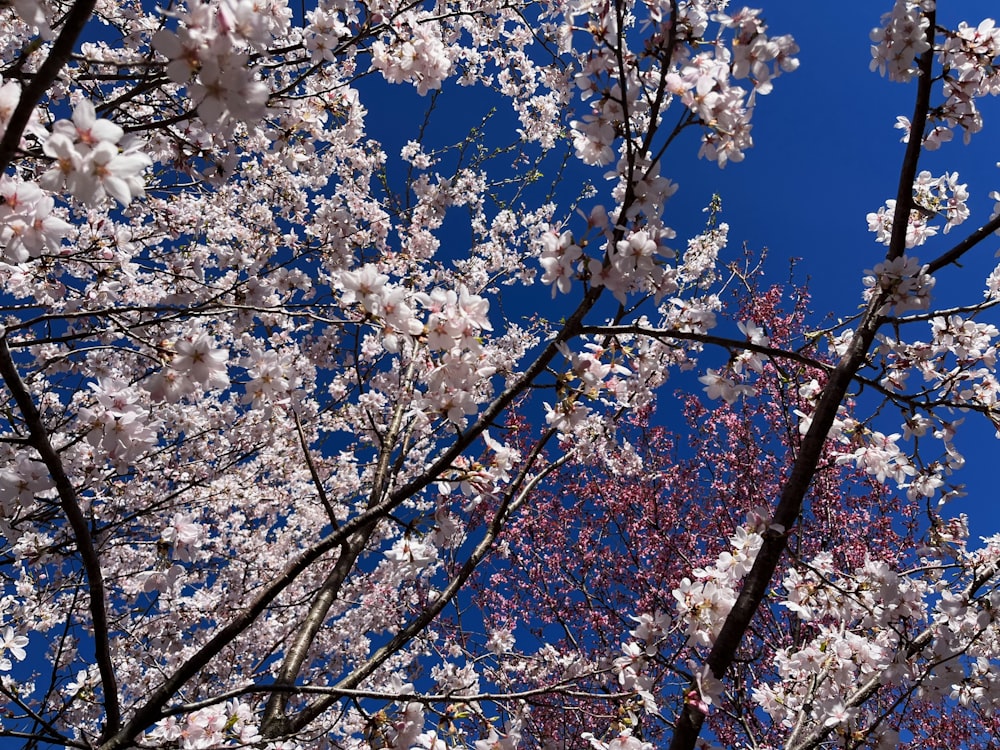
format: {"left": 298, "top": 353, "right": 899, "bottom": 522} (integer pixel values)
{"left": 2, "top": 1, "right": 1000, "bottom": 749}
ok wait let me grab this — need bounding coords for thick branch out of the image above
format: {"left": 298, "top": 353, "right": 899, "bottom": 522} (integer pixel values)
{"left": 668, "top": 15, "right": 938, "bottom": 750}
{"left": 577, "top": 324, "right": 830, "bottom": 372}
{"left": 162, "top": 677, "right": 621, "bottom": 718}
{"left": 261, "top": 359, "right": 418, "bottom": 733}
{"left": 887, "top": 8, "right": 936, "bottom": 262}
{"left": 259, "top": 532, "right": 370, "bottom": 734}
{"left": 928, "top": 212, "right": 1000, "bottom": 273}
{"left": 0, "top": 339, "right": 121, "bottom": 737}
{"left": 0, "top": 0, "right": 97, "bottom": 174}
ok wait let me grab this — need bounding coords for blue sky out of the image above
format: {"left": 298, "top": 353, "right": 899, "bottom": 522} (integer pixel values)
{"left": 678, "top": 1, "right": 1000, "bottom": 306}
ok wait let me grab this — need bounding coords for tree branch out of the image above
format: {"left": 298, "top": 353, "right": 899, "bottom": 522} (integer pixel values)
{"left": 283, "top": 429, "right": 570, "bottom": 735}
{"left": 0, "top": 338, "right": 121, "bottom": 738}
{"left": 0, "top": 0, "right": 97, "bottom": 174}
{"left": 576, "top": 324, "right": 831, "bottom": 372}
{"left": 887, "top": 7, "right": 936, "bottom": 263}
{"left": 668, "top": 13, "right": 939, "bottom": 749}
{"left": 927, "top": 212, "right": 1000, "bottom": 274}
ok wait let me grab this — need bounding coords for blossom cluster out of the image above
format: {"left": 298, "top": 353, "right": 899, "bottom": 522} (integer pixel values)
{"left": 936, "top": 19, "right": 1000, "bottom": 143}
{"left": 878, "top": 7, "right": 1000, "bottom": 147}
{"left": 77, "top": 378, "right": 159, "bottom": 466}
{"left": 745, "top": 526, "right": 1000, "bottom": 745}
{"left": 41, "top": 100, "right": 151, "bottom": 207}
{"left": 866, "top": 171, "right": 970, "bottom": 250}
{"left": 869, "top": 0, "right": 932, "bottom": 82}
{"left": 753, "top": 553, "right": 924, "bottom": 734}
{"left": 861, "top": 255, "right": 934, "bottom": 313}
{"left": 371, "top": 12, "right": 454, "bottom": 96}
{"left": 0, "top": 454, "right": 50, "bottom": 518}
{"left": 672, "top": 516, "right": 765, "bottom": 647}
{"left": 152, "top": 0, "right": 283, "bottom": 127}
{"left": 146, "top": 332, "right": 231, "bottom": 403}
{"left": 0, "top": 177, "right": 72, "bottom": 262}
{"left": 567, "top": 4, "right": 798, "bottom": 172}
{"left": 148, "top": 699, "right": 262, "bottom": 748}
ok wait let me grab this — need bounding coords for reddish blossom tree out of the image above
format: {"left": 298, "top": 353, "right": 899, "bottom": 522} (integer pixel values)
{"left": 1, "top": 0, "right": 1000, "bottom": 749}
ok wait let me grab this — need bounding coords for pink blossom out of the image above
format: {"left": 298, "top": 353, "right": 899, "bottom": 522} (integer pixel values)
{"left": 171, "top": 333, "right": 230, "bottom": 391}
{"left": 0, "top": 626, "right": 28, "bottom": 671}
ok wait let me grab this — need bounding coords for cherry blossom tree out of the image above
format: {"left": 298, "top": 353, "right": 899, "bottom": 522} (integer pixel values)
{"left": 2, "top": 0, "right": 1000, "bottom": 748}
